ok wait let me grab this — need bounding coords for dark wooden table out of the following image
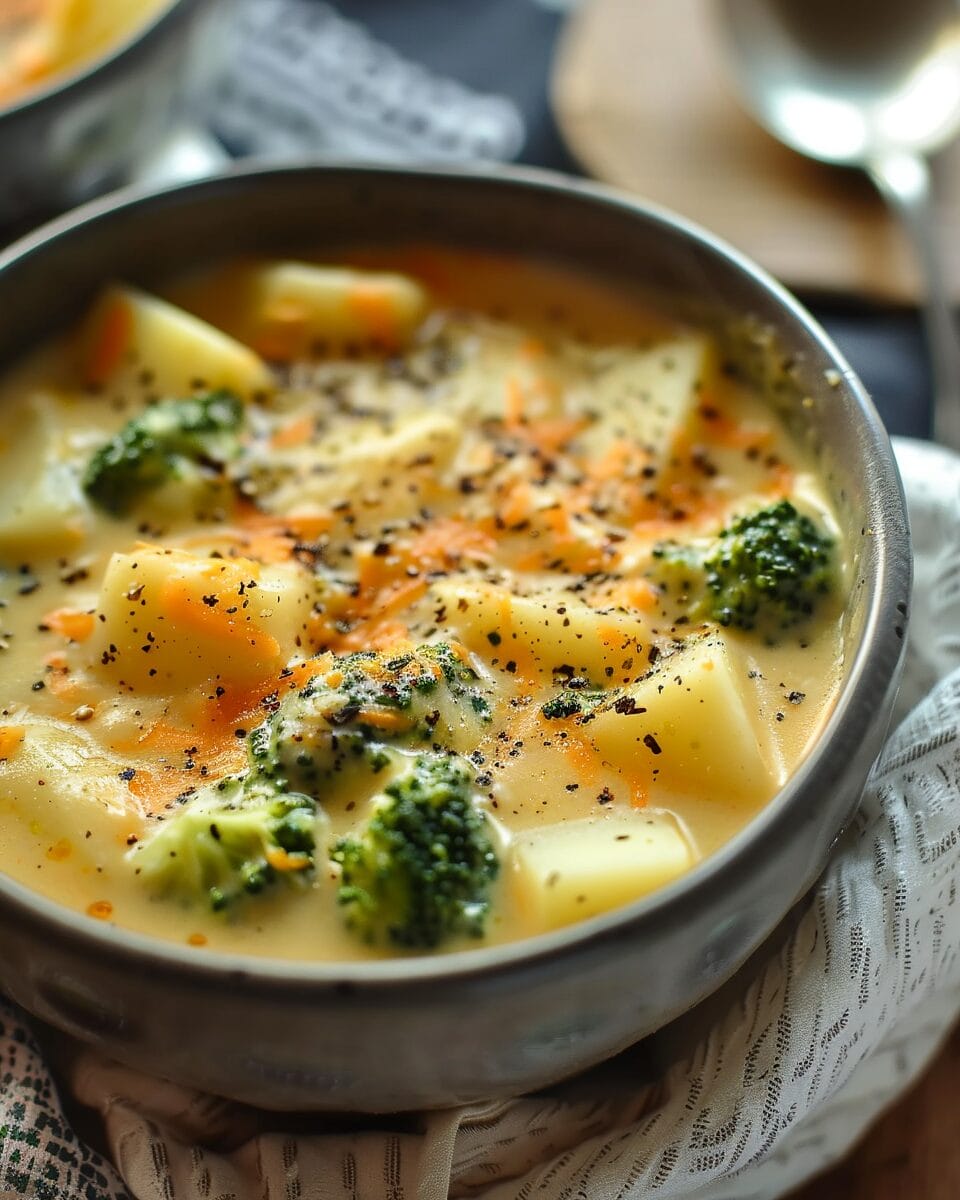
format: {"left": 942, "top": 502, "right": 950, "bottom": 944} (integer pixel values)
{"left": 787, "top": 1021, "right": 960, "bottom": 1199}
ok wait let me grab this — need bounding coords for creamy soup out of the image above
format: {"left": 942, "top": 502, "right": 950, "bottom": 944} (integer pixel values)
{"left": 0, "top": 250, "right": 846, "bottom": 959}
{"left": 0, "top": 0, "right": 169, "bottom": 105}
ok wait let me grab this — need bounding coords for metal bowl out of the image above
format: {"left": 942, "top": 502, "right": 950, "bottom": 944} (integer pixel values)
{"left": 0, "top": 0, "right": 220, "bottom": 231}
{"left": 0, "top": 163, "right": 911, "bottom": 1112}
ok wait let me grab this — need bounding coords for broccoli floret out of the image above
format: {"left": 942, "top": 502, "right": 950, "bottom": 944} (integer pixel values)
{"left": 331, "top": 753, "right": 499, "bottom": 949}
{"left": 133, "top": 784, "right": 317, "bottom": 912}
{"left": 131, "top": 642, "right": 495, "bottom": 915}
{"left": 540, "top": 686, "right": 606, "bottom": 720}
{"left": 250, "top": 643, "right": 493, "bottom": 790}
{"left": 83, "top": 389, "right": 243, "bottom": 514}
{"left": 652, "top": 500, "right": 834, "bottom": 636}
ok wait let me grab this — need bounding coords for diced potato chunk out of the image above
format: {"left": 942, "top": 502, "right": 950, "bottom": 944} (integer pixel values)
{"left": 587, "top": 634, "right": 783, "bottom": 806}
{"left": 433, "top": 581, "right": 653, "bottom": 680}
{"left": 0, "top": 721, "right": 132, "bottom": 824}
{"left": 174, "top": 262, "right": 429, "bottom": 359}
{"left": 0, "top": 395, "right": 87, "bottom": 556}
{"left": 0, "top": 721, "right": 146, "bottom": 885}
{"left": 511, "top": 811, "right": 694, "bottom": 929}
{"left": 576, "top": 335, "right": 717, "bottom": 462}
{"left": 77, "top": 286, "right": 273, "bottom": 399}
{"left": 86, "top": 547, "right": 317, "bottom": 694}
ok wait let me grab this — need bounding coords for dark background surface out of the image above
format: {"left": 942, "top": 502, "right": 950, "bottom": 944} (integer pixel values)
{"left": 347, "top": 0, "right": 933, "bottom": 441}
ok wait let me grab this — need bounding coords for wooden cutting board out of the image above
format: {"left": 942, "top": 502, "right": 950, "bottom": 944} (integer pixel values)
{"left": 552, "top": 0, "right": 960, "bottom": 303}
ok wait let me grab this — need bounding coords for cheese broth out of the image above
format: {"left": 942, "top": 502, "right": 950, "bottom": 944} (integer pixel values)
{"left": 0, "top": 250, "right": 845, "bottom": 959}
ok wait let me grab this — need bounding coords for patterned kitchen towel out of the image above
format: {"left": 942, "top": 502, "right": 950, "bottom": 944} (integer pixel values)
{"left": 0, "top": 441, "right": 957, "bottom": 1200}
{"left": 207, "top": 0, "right": 525, "bottom": 164}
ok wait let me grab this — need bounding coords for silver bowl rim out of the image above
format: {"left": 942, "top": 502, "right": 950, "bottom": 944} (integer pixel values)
{"left": 0, "top": 158, "right": 910, "bottom": 991}
{"left": 0, "top": 0, "right": 200, "bottom": 123}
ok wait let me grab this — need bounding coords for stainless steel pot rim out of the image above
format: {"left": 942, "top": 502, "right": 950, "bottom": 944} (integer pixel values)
{"left": 0, "top": 0, "right": 191, "bottom": 123}
{"left": 0, "top": 159, "right": 911, "bottom": 991}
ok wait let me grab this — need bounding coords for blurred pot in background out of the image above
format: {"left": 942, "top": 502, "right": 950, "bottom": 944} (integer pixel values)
{"left": 0, "top": 0, "right": 225, "bottom": 231}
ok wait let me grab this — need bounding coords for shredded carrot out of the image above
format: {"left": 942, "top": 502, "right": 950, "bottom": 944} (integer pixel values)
{"left": 354, "top": 519, "right": 490, "bottom": 602}
{"left": 109, "top": 656, "right": 338, "bottom": 815}
{"left": 512, "top": 549, "right": 545, "bottom": 572}
{"left": 86, "top": 900, "right": 113, "bottom": 920}
{"left": 335, "top": 618, "right": 412, "bottom": 654}
{"left": 46, "top": 839, "right": 71, "bottom": 862}
{"left": 235, "top": 530, "right": 296, "bottom": 565}
{"left": 217, "top": 506, "right": 333, "bottom": 566}
{"left": 0, "top": 726, "right": 25, "bottom": 761}
{"left": 592, "top": 579, "right": 660, "bottom": 613}
{"left": 347, "top": 283, "right": 400, "bottom": 346}
{"left": 354, "top": 708, "right": 410, "bottom": 732}
{"left": 542, "top": 505, "right": 571, "bottom": 539}
{"left": 355, "top": 549, "right": 396, "bottom": 594}
{"left": 265, "top": 846, "right": 311, "bottom": 872}
{"left": 306, "top": 608, "right": 341, "bottom": 649}
{"left": 519, "top": 415, "right": 585, "bottom": 454}
{"left": 41, "top": 607, "right": 94, "bottom": 642}
{"left": 183, "top": 507, "right": 333, "bottom": 566}
{"left": 280, "top": 657, "right": 332, "bottom": 692}
{"left": 84, "top": 293, "right": 133, "bottom": 387}
{"left": 499, "top": 480, "right": 533, "bottom": 528}
{"left": 379, "top": 577, "right": 429, "bottom": 618}
{"left": 407, "top": 519, "right": 495, "bottom": 570}
{"left": 42, "top": 654, "right": 88, "bottom": 703}
{"left": 270, "top": 413, "right": 315, "bottom": 450}
{"left": 542, "top": 718, "right": 603, "bottom": 788}
{"left": 286, "top": 512, "right": 333, "bottom": 541}
{"left": 585, "top": 438, "right": 645, "bottom": 483}
{"left": 504, "top": 377, "right": 526, "bottom": 429}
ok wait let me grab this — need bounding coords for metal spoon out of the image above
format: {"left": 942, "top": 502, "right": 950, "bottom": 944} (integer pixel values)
{"left": 717, "top": 0, "right": 960, "bottom": 450}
